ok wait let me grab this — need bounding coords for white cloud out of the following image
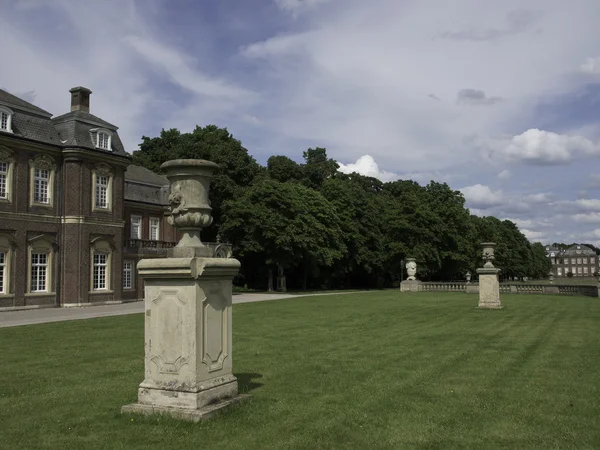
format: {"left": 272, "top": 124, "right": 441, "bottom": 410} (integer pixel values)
{"left": 580, "top": 56, "right": 600, "bottom": 75}
{"left": 521, "top": 229, "right": 549, "bottom": 242}
{"left": 275, "top": 0, "right": 331, "bottom": 14}
{"left": 338, "top": 155, "right": 399, "bottom": 182}
{"left": 573, "top": 213, "right": 600, "bottom": 223}
{"left": 479, "top": 129, "right": 600, "bottom": 165}
{"left": 524, "top": 192, "right": 553, "bottom": 203}
{"left": 460, "top": 184, "right": 504, "bottom": 208}
{"left": 574, "top": 199, "right": 600, "bottom": 211}
{"left": 497, "top": 169, "right": 511, "bottom": 179}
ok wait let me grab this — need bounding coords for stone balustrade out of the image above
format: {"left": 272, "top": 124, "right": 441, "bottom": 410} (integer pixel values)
{"left": 417, "top": 282, "right": 599, "bottom": 298}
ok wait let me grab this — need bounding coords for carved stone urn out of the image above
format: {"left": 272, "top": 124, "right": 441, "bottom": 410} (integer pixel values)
{"left": 161, "top": 159, "right": 220, "bottom": 256}
{"left": 548, "top": 269, "right": 554, "bottom": 284}
{"left": 406, "top": 258, "right": 417, "bottom": 281}
{"left": 465, "top": 271, "right": 472, "bottom": 283}
{"left": 481, "top": 242, "right": 496, "bottom": 268}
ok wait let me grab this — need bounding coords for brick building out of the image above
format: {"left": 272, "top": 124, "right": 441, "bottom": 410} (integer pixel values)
{"left": 0, "top": 86, "right": 232, "bottom": 310}
{"left": 546, "top": 244, "right": 599, "bottom": 277}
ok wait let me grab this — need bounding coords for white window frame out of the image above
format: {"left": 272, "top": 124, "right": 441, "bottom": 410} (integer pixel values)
{"left": 583, "top": 266, "right": 588, "bottom": 274}
{"left": 93, "top": 253, "right": 109, "bottom": 290}
{"left": 0, "top": 106, "right": 13, "bottom": 133}
{"left": 29, "top": 154, "right": 56, "bottom": 207}
{"left": 557, "top": 268, "right": 562, "bottom": 276}
{"left": 95, "top": 175, "right": 109, "bottom": 209}
{"left": 123, "top": 260, "right": 134, "bottom": 290}
{"left": 130, "top": 215, "right": 142, "bottom": 239}
{"left": 0, "top": 251, "right": 6, "bottom": 294}
{"left": 90, "top": 239, "right": 113, "bottom": 294}
{"left": 149, "top": 217, "right": 160, "bottom": 241}
{"left": 577, "top": 258, "right": 582, "bottom": 265}
{"left": 591, "top": 257, "right": 596, "bottom": 264}
{"left": 30, "top": 252, "right": 49, "bottom": 293}
{"left": 33, "top": 168, "right": 50, "bottom": 204}
{"left": 92, "top": 128, "right": 112, "bottom": 151}
{"left": 577, "top": 267, "right": 582, "bottom": 274}
{"left": 27, "top": 236, "right": 54, "bottom": 294}
{"left": 0, "top": 150, "right": 15, "bottom": 203}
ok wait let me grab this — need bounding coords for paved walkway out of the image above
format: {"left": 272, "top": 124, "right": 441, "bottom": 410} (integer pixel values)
{"left": 0, "top": 292, "right": 359, "bottom": 328}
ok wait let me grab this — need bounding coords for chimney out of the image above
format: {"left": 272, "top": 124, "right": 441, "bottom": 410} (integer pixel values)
{"left": 69, "top": 86, "right": 92, "bottom": 113}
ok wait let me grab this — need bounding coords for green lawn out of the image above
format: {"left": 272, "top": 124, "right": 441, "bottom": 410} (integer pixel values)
{"left": 1, "top": 292, "right": 599, "bottom": 450}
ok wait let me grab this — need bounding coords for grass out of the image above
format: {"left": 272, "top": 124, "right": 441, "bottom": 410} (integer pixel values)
{"left": 1, "top": 292, "right": 599, "bottom": 449}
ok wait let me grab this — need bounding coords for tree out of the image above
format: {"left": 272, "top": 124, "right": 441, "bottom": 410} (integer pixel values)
{"left": 132, "top": 125, "right": 261, "bottom": 240}
{"left": 220, "top": 178, "right": 346, "bottom": 290}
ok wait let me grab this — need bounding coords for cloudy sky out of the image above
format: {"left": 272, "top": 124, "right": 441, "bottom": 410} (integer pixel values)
{"left": 2, "top": 0, "right": 600, "bottom": 246}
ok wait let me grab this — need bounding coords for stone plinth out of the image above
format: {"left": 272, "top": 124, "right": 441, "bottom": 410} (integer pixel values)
{"left": 121, "top": 255, "right": 247, "bottom": 421}
{"left": 400, "top": 280, "right": 423, "bottom": 292}
{"left": 476, "top": 267, "right": 502, "bottom": 309}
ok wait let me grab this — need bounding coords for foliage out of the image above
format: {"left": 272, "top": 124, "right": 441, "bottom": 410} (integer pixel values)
{"left": 133, "top": 127, "right": 555, "bottom": 289}
{"left": 567, "top": 271, "right": 574, "bottom": 278}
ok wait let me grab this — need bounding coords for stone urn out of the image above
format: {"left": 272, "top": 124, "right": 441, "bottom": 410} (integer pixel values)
{"left": 161, "top": 159, "right": 220, "bottom": 256}
{"left": 481, "top": 242, "right": 496, "bottom": 268}
{"left": 465, "top": 271, "right": 472, "bottom": 283}
{"left": 406, "top": 258, "right": 417, "bottom": 281}
{"left": 548, "top": 270, "right": 554, "bottom": 284}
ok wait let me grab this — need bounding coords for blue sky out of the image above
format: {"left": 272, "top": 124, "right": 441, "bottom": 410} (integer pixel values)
{"left": 2, "top": 0, "right": 600, "bottom": 246}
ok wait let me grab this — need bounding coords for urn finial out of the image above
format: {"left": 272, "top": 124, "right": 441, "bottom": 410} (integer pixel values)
{"left": 161, "top": 159, "right": 220, "bottom": 256}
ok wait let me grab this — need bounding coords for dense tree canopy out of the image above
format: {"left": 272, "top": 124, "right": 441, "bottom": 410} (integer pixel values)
{"left": 133, "top": 125, "right": 553, "bottom": 289}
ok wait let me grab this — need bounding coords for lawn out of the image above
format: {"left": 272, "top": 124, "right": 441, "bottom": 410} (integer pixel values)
{"left": 1, "top": 292, "right": 599, "bottom": 450}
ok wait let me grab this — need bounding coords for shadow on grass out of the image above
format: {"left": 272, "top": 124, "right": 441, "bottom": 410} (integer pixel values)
{"left": 235, "top": 373, "right": 264, "bottom": 393}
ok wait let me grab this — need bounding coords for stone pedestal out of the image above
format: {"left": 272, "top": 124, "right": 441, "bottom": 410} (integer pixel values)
{"left": 121, "top": 257, "right": 247, "bottom": 421}
{"left": 400, "top": 280, "right": 423, "bottom": 292}
{"left": 476, "top": 267, "right": 502, "bottom": 309}
{"left": 122, "top": 159, "right": 248, "bottom": 422}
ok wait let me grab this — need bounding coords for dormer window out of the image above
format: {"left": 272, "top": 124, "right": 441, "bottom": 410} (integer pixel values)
{"left": 0, "top": 106, "right": 13, "bottom": 133}
{"left": 91, "top": 128, "right": 112, "bottom": 151}
{"left": 97, "top": 130, "right": 111, "bottom": 150}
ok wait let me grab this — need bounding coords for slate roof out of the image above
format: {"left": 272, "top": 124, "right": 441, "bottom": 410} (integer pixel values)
{"left": 52, "top": 111, "right": 128, "bottom": 156}
{"left": 0, "top": 89, "right": 52, "bottom": 116}
{"left": 125, "top": 165, "right": 169, "bottom": 186}
{"left": 561, "top": 244, "right": 596, "bottom": 256}
{"left": 0, "top": 89, "right": 61, "bottom": 146}
{"left": 124, "top": 165, "right": 170, "bottom": 205}
{"left": 0, "top": 88, "right": 130, "bottom": 156}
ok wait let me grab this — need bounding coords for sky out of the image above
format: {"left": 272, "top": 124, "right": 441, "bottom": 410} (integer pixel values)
{"left": 2, "top": 0, "right": 600, "bottom": 246}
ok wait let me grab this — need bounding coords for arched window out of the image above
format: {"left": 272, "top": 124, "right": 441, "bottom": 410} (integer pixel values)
{"left": 92, "top": 163, "right": 113, "bottom": 211}
{"left": 29, "top": 154, "right": 56, "bottom": 207}
{"left": 0, "top": 233, "right": 16, "bottom": 295}
{"left": 92, "top": 128, "right": 112, "bottom": 151}
{"left": 27, "top": 235, "right": 56, "bottom": 293}
{"left": 90, "top": 238, "right": 116, "bottom": 292}
{"left": 0, "top": 106, "right": 13, "bottom": 133}
{"left": 0, "top": 146, "right": 15, "bottom": 203}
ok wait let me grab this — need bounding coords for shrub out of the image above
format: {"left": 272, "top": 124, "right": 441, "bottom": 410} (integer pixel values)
{"left": 567, "top": 272, "right": 573, "bottom": 278}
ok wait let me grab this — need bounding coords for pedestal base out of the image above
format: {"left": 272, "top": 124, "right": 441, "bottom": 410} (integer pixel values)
{"left": 477, "top": 267, "right": 502, "bottom": 309}
{"left": 400, "top": 280, "right": 423, "bottom": 292}
{"left": 121, "top": 394, "right": 250, "bottom": 423}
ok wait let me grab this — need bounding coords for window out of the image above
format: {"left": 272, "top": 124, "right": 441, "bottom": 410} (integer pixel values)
{"left": 557, "top": 268, "right": 562, "bottom": 276}
{"left": 33, "top": 168, "right": 50, "bottom": 203}
{"left": 0, "top": 106, "right": 13, "bottom": 133}
{"left": 93, "top": 129, "right": 112, "bottom": 151}
{"left": 591, "top": 257, "right": 596, "bottom": 264}
{"left": 29, "top": 154, "right": 55, "bottom": 207}
{"left": 0, "top": 162, "right": 7, "bottom": 199}
{"left": 0, "top": 252, "right": 5, "bottom": 294}
{"left": 150, "top": 218, "right": 160, "bottom": 241}
{"left": 571, "top": 258, "right": 576, "bottom": 265}
{"left": 577, "top": 258, "right": 582, "bottom": 265}
{"left": 577, "top": 267, "right": 582, "bottom": 274}
{"left": 95, "top": 175, "right": 109, "bottom": 209}
{"left": 93, "top": 253, "right": 108, "bottom": 290}
{"left": 91, "top": 164, "right": 113, "bottom": 212}
{"left": 131, "top": 216, "right": 142, "bottom": 239}
{"left": 90, "top": 238, "right": 113, "bottom": 293}
{"left": 584, "top": 266, "right": 588, "bottom": 274}
{"left": 30, "top": 253, "right": 48, "bottom": 292}
{"left": 123, "top": 261, "right": 134, "bottom": 290}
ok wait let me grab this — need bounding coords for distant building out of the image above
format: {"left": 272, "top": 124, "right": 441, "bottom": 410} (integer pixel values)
{"left": 0, "top": 86, "right": 229, "bottom": 309}
{"left": 545, "top": 244, "right": 598, "bottom": 277}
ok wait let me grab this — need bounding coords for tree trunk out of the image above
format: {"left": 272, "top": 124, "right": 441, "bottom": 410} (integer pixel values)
{"left": 267, "top": 268, "right": 273, "bottom": 292}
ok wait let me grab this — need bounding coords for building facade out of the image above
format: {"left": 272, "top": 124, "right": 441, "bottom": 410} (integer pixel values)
{"left": 0, "top": 86, "right": 232, "bottom": 310}
{"left": 545, "top": 244, "right": 599, "bottom": 277}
